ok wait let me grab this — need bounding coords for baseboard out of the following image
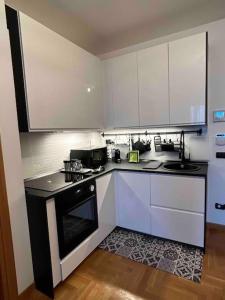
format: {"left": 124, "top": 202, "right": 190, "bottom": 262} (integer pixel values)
{"left": 18, "top": 284, "right": 34, "bottom": 300}
{"left": 207, "top": 222, "right": 225, "bottom": 231}
{"left": 18, "top": 284, "right": 50, "bottom": 300}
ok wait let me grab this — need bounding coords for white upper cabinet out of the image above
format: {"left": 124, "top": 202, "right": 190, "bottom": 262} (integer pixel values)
{"left": 104, "top": 53, "right": 139, "bottom": 128}
{"left": 137, "top": 44, "right": 169, "bottom": 126}
{"left": 20, "top": 13, "right": 103, "bottom": 130}
{"left": 103, "top": 32, "right": 207, "bottom": 128}
{"left": 169, "top": 33, "right": 207, "bottom": 125}
{"left": 103, "top": 60, "right": 115, "bottom": 128}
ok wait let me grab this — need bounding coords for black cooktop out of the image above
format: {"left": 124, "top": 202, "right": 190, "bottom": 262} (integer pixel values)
{"left": 25, "top": 172, "right": 90, "bottom": 192}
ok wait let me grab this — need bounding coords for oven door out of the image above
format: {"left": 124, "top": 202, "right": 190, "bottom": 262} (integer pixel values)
{"left": 55, "top": 189, "right": 98, "bottom": 259}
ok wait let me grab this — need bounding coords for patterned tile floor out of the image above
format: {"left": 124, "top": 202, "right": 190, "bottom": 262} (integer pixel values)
{"left": 98, "top": 227, "right": 204, "bottom": 283}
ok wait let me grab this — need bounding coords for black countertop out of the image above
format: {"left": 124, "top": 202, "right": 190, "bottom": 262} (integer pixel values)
{"left": 25, "top": 160, "right": 208, "bottom": 200}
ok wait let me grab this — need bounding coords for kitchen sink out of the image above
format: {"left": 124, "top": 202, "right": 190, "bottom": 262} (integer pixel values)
{"left": 163, "top": 162, "right": 200, "bottom": 172}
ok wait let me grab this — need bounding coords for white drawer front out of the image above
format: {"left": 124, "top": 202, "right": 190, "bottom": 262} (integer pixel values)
{"left": 61, "top": 229, "right": 101, "bottom": 280}
{"left": 151, "top": 206, "right": 204, "bottom": 247}
{"left": 151, "top": 175, "right": 205, "bottom": 213}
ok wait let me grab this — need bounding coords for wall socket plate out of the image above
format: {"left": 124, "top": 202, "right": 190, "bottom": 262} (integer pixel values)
{"left": 216, "top": 152, "right": 225, "bottom": 158}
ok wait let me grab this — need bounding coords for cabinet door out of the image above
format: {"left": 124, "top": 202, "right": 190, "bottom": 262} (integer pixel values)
{"left": 103, "top": 60, "right": 115, "bottom": 128}
{"left": 151, "top": 206, "right": 204, "bottom": 247}
{"left": 20, "top": 13, "right": 103, "bottom": 130}
{"left": 115, "top": 172, "right": 151, "bottom": 234}
{"left": 96, "top": 173, "right": 116, "bottom": 240}
{"left": 169, "top": 33, "right": 206, "bottom": 125}
{"left": 107, "top": 53, "right": 139, "bottom": 127}
{"left": 138, "top": 44, "right": 169, "bottom": 126}
{"left": 151, "top": 175, "right": 205, "bottom": 213}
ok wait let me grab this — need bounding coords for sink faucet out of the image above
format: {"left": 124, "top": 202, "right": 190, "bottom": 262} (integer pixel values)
{"left": 179, "top": 130, "right": 185, "bottom": 163}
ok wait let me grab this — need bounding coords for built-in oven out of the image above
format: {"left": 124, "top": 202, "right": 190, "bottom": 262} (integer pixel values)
{"left": 54, "top": 179, "right": 98, "bottom": 259}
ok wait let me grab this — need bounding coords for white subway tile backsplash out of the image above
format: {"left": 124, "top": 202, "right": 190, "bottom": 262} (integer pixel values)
{"left": 20, "top": 132, "right": 105, "bottom": 179}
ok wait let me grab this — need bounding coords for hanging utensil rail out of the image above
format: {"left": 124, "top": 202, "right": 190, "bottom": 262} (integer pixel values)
{"left": 101, "top": 128, "right": 202, "bottom": 138}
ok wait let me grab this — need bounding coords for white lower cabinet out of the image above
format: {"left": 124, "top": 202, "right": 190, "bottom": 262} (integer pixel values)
{"left": 96, "top": 173, "right": 116, "bottom": 239}
{"left": 150, "top": 174, "right": 205, "bottom": 247}
{"left": 151, "top": 206, "right": 204, "bottom": 247}
{"left": 115, "top": 171, "right": 151, "bottom": 234}
{"left": 48, "top": 171, "right": 206, "bottom": 285}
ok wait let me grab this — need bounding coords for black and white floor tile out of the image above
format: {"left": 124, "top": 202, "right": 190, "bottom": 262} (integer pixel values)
{"left": 98, "top": 227, "right": 204, "bottom": 283}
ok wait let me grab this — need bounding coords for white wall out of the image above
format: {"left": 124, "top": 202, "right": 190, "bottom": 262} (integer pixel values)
{"left": 101, "top": 18, "right": 225, "bottom": 226}
{"left": 0, "top": 1, "right": 33, "bottom": 294}
{"left": 20, "top": 132, "right": 106, "bottom": 178}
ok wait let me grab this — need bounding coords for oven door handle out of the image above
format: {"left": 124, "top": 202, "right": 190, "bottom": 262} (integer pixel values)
{"left": 64, "top": 195, "right": 96, "bottom": 215}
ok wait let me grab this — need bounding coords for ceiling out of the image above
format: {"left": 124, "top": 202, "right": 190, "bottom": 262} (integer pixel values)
{"left": 51, "top": 0, "right": 222, "bottom": 37}
{"left": 50, "top": 0, "right": 225, "bottom": 54}
{"left": 7, "top": 0, "right": 225, "bottom": 55}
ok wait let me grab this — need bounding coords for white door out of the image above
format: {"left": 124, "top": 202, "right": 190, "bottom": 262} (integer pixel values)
{"left": 115, "top": 172, "right": 151, "bottom": 234}
{"left": 107, "top": 53, "right": 139, "bottom": 127}
{"left": 20, "top": 13, "right": 104, "bottom": 130}
{"left": 169, "top": 33, "right": 206, "bottom": 125}
{"left": 138, "top": 44, "right": 169, "bottom": 126}
{"left": 96, "top": 173, "right": 116, "bottom": 240}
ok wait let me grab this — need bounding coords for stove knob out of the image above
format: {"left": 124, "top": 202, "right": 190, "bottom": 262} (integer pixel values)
{"left": 89, "top": 184, "right": 95, "bottom": 192}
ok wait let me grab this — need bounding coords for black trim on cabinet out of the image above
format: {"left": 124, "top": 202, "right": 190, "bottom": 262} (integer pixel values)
{"left": 5, "top": 5, "right": 29, "bottom": 132}
{"left": 203, "top": 175, "right": 207, "bottom": 252}
{"left": 205, "top": 32, "right": 208, "bottom": 126}
{"left": 26, "top": 195, "right": 54, "bottom": 298}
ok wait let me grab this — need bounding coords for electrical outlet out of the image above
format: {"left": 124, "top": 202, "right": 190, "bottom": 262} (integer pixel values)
{"left": 216, "top": 152, "right": 225, "bottom": 159}
{"left": 215, "top": 203, "right": 225, "bottom": 210}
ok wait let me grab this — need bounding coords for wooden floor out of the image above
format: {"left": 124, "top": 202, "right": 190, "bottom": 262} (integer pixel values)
{"left": 26, "top": 224, "right": 225, "bottom": 300}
